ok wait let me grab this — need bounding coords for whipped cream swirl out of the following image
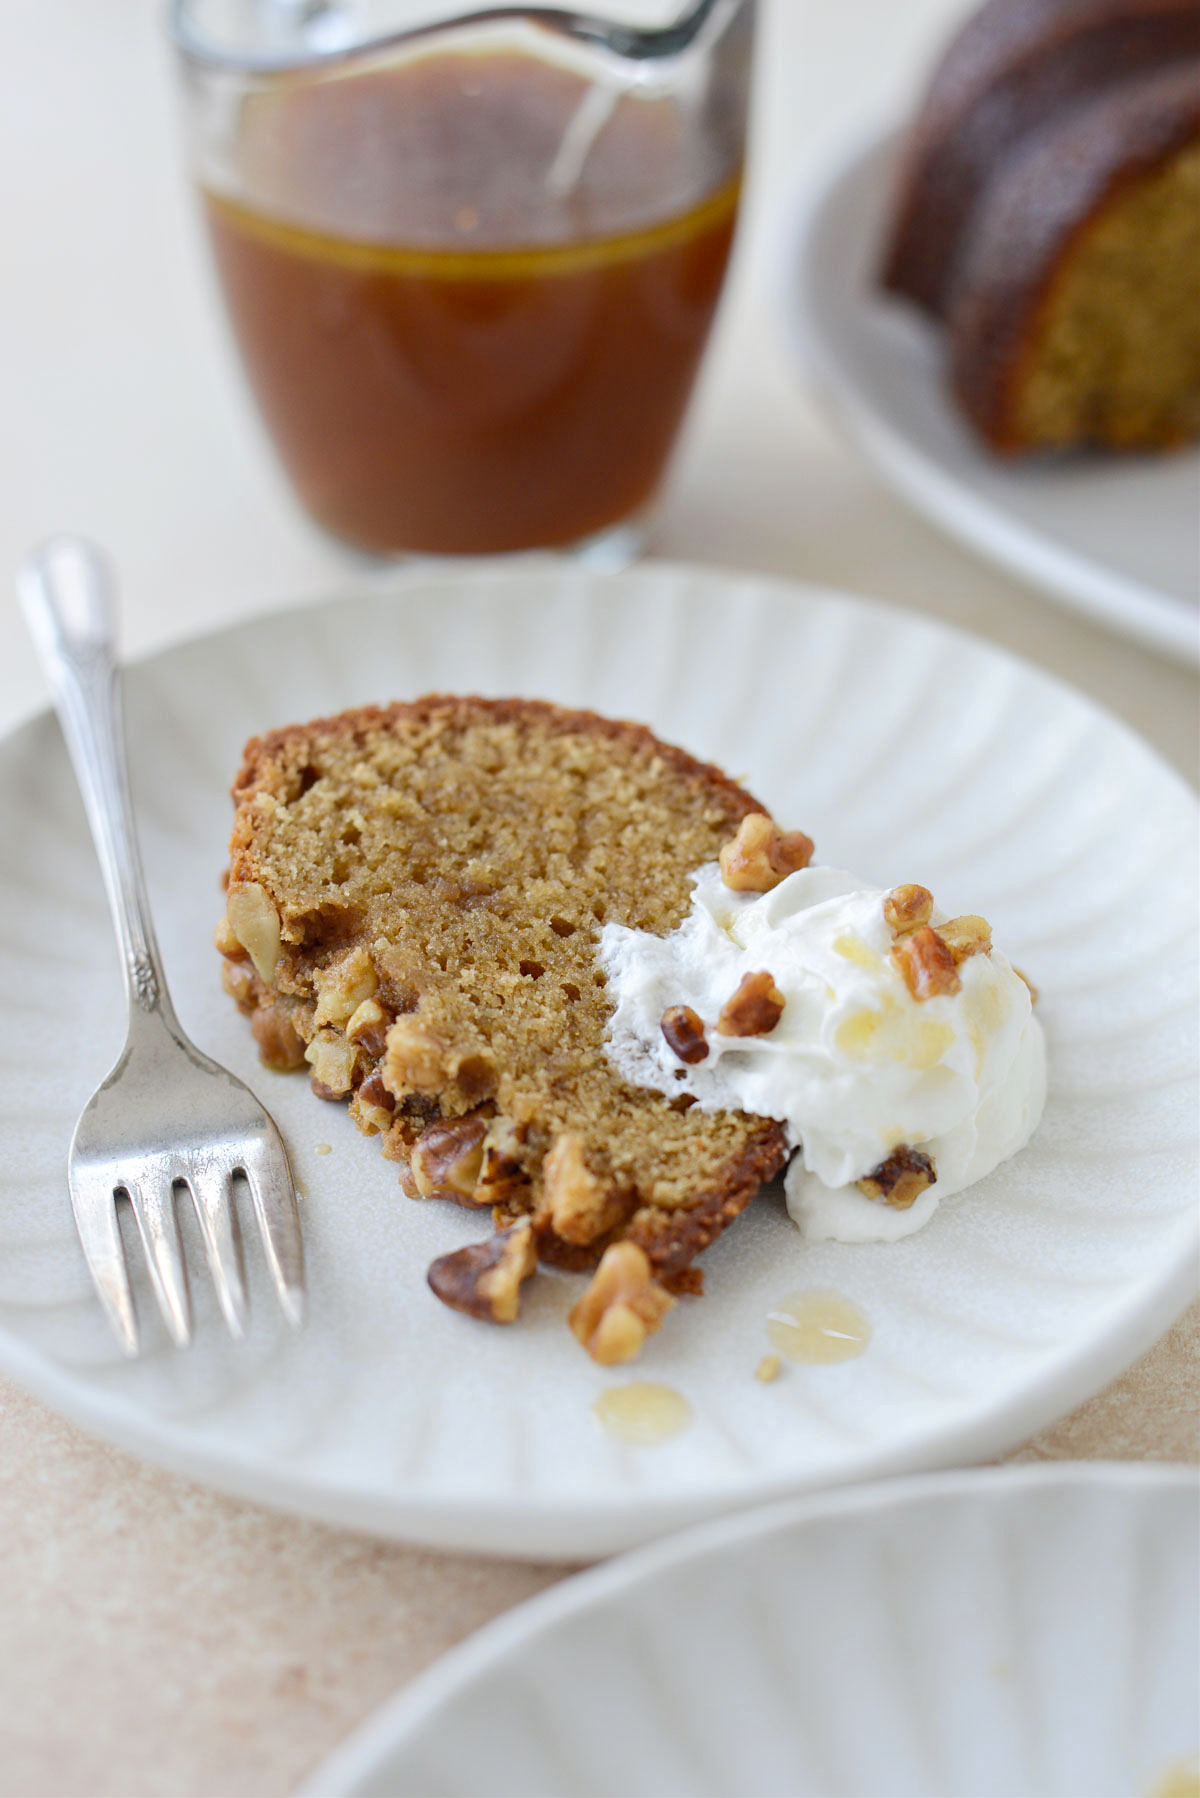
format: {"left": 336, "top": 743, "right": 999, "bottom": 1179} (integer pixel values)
{"left": 599, "top": 865, "right": 1046, "bottom": 1243}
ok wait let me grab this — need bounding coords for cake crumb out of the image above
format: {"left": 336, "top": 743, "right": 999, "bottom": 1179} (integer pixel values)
{"left": 755, "top": 1353, "right": 781, "bottom": 1383}
{"left": 315, "top": 1143, "right": 332, "bottom": 1156}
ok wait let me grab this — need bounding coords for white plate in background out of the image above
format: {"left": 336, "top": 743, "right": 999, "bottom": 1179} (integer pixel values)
{"left": 0, "top": 562, "right": 1195, "bottom": 1557}
{"left": 785, "top": 127, "right": 1200, "bottom": 667}
{"left": 303, "top": 1464, "right": 1200, "bottom": 1798}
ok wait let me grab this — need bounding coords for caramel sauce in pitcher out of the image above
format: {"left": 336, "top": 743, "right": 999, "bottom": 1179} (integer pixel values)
{"left": 204, "top": 52, "right": 741, "bottom": 553}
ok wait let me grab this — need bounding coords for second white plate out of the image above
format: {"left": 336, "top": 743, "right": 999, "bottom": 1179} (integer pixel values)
{"left": 0, "top": 562, "right": 1196, "bottom": 1557}
{"left": 304, "top": 1464, "right": 1200, "bottom": 1798}
{"left": 785, "top": 127, "right": 1200, "bottom": 667}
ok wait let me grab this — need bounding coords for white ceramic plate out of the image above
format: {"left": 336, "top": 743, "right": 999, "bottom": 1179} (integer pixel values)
{"left": 0, "top": 563, "right": 1196, "bottom": 1558}
{"left": 302, "top": 1463, "right": 1200, "bottom": 1798}
{"left": 784, "top": 127, "right": 1200, "bottom": 667}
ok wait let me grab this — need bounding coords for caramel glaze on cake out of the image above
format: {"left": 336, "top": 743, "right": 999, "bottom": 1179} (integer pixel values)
{"left": 217, "top": 696, "right": 789, "bottom": 1362}
{"left": 881, "top": 0, "right": 1200, "bottom": 318}
{"left": 949, "top": 60, "right": 1200, "bottom": 451}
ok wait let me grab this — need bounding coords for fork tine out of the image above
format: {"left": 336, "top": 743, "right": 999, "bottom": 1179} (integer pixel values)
{"left": 241, "top": 1140, "right": 306, "bottom": 1330}
{"left": 68, "top": 1166, "right": 138, "bottom": 1357}
{"left": 125, "top": 1179, "right": 191, "bottom": 1349}
{"left": 181, "top": 1172, "right": 247, "bottom": 1338}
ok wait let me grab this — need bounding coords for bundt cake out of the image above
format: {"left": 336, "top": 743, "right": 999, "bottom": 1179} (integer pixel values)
{"left": 949, "top": 61, "right": 1200, "bottom": 452}
{"left": 216, "top": 696, "right": 791, "bottom": 1363}
{"left": 882, "top": 0, "right": 1200, "bottom": 317}
{"left": 880, "top": 0, "right": 1200, "bottom": 454}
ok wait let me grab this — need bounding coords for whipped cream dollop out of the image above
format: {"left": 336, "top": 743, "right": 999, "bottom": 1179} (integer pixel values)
{"left": 600, "top": 866, "right": 1046, "bottom": 1243}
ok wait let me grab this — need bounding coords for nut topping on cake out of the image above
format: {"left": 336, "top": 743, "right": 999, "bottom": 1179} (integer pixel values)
{"left": 882, "top": 884, "right": 934, "bottom": 934}
{"left": 719, "top": 813, "right": 814, "bottom": 892}
{"left": 313, "top": 946, "right": 378, "bottom": 1027}
{"left": 938, "top": 915, "right": 993, "bottom": 963}
{"left": 410, "top": 1114, "right": 489, "bottom": 1203}
{"left": 382, "top": 1017, "right": 450, "bottom": 1096}
{"left": 892, "top": 925, "right": 961, "bottom": 1000}
{"left": 304, "top": 1029, "right": 360, "bottom": 1097}
{"left": 474, "top": 1118, "right": 530, "bottom": 1209}
{"left": 568, "top": 1241, "right": 675, "bottom": 1365}
{"left": 661, "top": 1005, "right": 709, "bottom": 1063}
{"left": 857, "top": 1146, "right": 937, "bottom": 1209}
{"left": 426, "top": 1220, "right": 537, "bottom": 1323}
{"left": 542, "top": 1132, "right": 631, "bottom": 1245}
{"left": 717, "top": 971, "right": 786, "bottom": 1037}
{"left": 224, "top": 882, "right": 281, "bottom": 982}
{"left": 251, "top": 1005, "right": 307, "bottom": 1074}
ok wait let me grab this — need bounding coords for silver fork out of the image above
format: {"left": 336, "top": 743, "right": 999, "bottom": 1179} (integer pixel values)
{"left": 19, "top": 538, "right": 304, "bottom": 1355}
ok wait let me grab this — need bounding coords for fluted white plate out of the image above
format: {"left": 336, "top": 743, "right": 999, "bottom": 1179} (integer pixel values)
{"left": 303, "top": 1465, "right": 1200, "bottom": 1798}
{"left": 784, "top": 127, "right": 1200, "bottom": 667}
{"left": 0, "top": 563, "right": 1196, "bottom": 1558}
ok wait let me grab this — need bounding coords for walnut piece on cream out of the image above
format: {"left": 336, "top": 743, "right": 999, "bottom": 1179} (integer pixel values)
{"left": 717, "top": 970, "right": 786, "bottom": 1037}
{"left": 892, "top": 926, "right": 961, "bottom": 1001}
{"left": 718, "top": 813, "right": 814, "bottom": 893}
{"left": 857, "top": 1145, "right": 936, "bottom": 1209}
{"left": 882, "top": 884, "right": 933, "bottom": 935}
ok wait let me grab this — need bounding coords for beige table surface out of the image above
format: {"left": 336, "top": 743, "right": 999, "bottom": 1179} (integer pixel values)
{"left": 1, "top": 2, "right": 1197, "bottom": 1795}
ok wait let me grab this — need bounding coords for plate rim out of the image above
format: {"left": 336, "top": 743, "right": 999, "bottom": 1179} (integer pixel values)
{"left": 297, "top": 1459, "right": 1200, "bottom": 1798}
{"left": 1, "top": 559, "right": 1196, "bottom": 1558}
{"left": 780, "top": 120, "right": 1200, "bottom": 669}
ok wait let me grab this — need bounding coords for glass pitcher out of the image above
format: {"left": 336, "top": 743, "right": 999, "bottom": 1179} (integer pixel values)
{"left": 169, "top": 0, "right": 755, "bottom": 559}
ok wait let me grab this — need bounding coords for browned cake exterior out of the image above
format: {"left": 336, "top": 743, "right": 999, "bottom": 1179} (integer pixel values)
{"left": 947, "top": 62, "right": 1200, "bottom": 451}
{"left": 217, "top": 696, "right": 793, "bottom": 1362}
{"left": 881, "top": 0, "right": 1200, "bottom": 317}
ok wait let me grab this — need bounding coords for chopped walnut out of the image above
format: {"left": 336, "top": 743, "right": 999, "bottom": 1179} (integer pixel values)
{"left": 719, "top": 813, "right": 814, "bottom": 892}
{"left": 225, "top": 882, "right": 281, "bottom": 983}
{"left": 221, "top": 958, "right": 256, "bottom": 1012}
{"left": 857, "top": 1145, "right": 936, "bottom": 1209}
{"left": 474, "top": 1118, "right": 531, "bottom": 1208}
{"left": 313, "top": 946, "right": 378, "bottom": 1028}
{"left": 251, "top": 1005, "right": 307, "bottom": 1073}
{"left": 382, "top": 1017, "right": 446, "bottom": 1096}
{"left": 541, "top": 1133, "right": 630, "bottom": 1246}
{"left": 397, "top": 1162, "right": 419, "bottom": 1198}
{"left": 660, "top": 1005, "right": 709, "bottom": 1064}
{"left": 882, "top": 884, "right": 933, "bottom": 935}
{"left": 892, "top": 926, "right": 961, "bottom": 1001}
{"left": 353, "top": 1071, "right": 396, "bottom": 1134}
{"left": 410, "top": 1114, "right": 489, "bottom": 1204}
{"left": 717, "top": 971, "right": 786, "bottom": 1037}
{"left": 381, "top": 1017, "right": 497, "bottom": 1111}
{"left": 345, "top": 996, "right": 390, "bottom": 1058}
{"left": 427, "top": 1220, "right": 537, "bottom": 1323}
{"left": 304, "top": 1028, "right": 359, "bottom": 1098}
{"left": 213, "top": 914, "right": 248, "bottom": 961}
{"left": 938, "top": 915, "right": 993, "bottom": 964}
{"left": 568, "top": 1241, "right": 675, "bottom": 1365}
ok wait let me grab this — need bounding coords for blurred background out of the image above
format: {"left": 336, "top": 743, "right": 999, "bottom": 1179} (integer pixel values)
{"left": 2, "top": 0, "right": 1194, "bottom": 773}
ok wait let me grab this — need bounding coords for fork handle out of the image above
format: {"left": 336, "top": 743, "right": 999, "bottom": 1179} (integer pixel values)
{"left": 18, "top": 539, "right": 178, "bottom": 1031}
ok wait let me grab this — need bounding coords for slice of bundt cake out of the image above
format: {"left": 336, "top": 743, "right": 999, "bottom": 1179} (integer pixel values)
{"left": 216, "top": 696, "right": 791, "bottom": 1362}
{"left": 947, "top": 60, "right": 1200, "bottom": 452}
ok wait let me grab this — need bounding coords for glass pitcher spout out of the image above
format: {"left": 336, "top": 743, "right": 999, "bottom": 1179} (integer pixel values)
{"left": 169, "top": 0, "right": 747, "bottom": 72}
